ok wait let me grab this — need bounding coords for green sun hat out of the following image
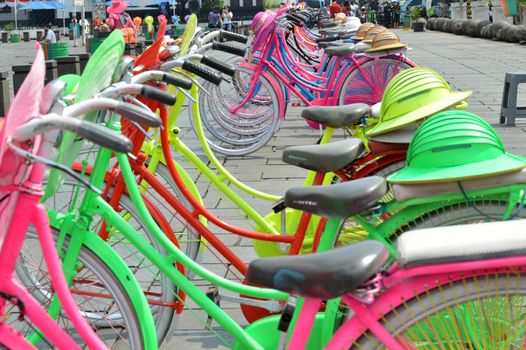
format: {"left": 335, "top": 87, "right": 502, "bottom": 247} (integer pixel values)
{"left": 367, "top": 68, "right": 472, "bottom": 137}
{"left": 388, "top": 111, "right": 526, "bottom": 184}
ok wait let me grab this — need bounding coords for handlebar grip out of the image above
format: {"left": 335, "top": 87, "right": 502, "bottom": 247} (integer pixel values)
{"left": 219, "top": 30, "right": 249, "bottom": 44}
{"left": 181, "top": 60, "right": 222, "bottom": 85}
{"left": 161, "top": 73, "right": 193, "bottom": 90}
{"left": 286, "top": 14, "right": 302, "bottom": 26}
{"left": 201, "top": 55, "right": 236, "bottom": 77}
{"left": 212, "top": 42, "right": 247, "bottom": 57}
{"left": 114, "top": 102, "right": 161, "bottom": 127}
{"left": 140, "top": 85, "right": 177, "bottom": 106}
{"left": 76, "top": 121, "right": 132, "bottom": 154}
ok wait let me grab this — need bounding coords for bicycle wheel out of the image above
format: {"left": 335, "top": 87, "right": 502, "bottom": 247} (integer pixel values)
{"left": 337, "top": 57, "right": 415, "bottom": 106}
{"left": 38, "top": 169, "right": 199, "bottom": 344}
{"left": 13, "top": 228, "right": 144, "bottom": 349}
{"left": 351, "top": 272, "right": 526, "bottom": 349}
{"left": 192, "top": 65, "right": 282, "bottom": 156}
{"left": 337, "top": 200, "right": 526, "bottom": 247}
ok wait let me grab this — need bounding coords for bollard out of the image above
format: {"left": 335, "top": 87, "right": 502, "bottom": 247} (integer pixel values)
{"left": 53, "top": 29, "right": 60, "bottom": 41}
{"left": 56, "top": 56, "right": 81, "bottom": 76}
{"left": 0, "top": 71, "right": 11, "bottom": 116}
{"left": 71, "top": 53, "right": 90, "bottom": 74}
{"left": 45, "top": 60, "right": 58, "bottom": 85}
{"left": 135, "top": 42, "right": 144, "bottom": 55}
{"left": 23, "top": 31, "right": 30, "bottom": 42}
{"left": 12, "top": 64, "right": 32, "bottom": 94}
{"left": 36, "top": 30, "right": 43, "bottom": 41}
{"left": 124, "top": 43, "right": 136, "bottom": 56}
{"left": 1, "top": 32, "right": 7, "bottom": 43}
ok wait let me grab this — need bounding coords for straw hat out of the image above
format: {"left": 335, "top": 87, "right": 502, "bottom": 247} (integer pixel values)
{"left": 107, "top": 0, "right": 129, "bottom": 14}
{"left": 367, "top": 67, "right": 472, "bottom": 136}
{"left": 361, "top": 25, "right": 387, "bottom": 43}
{"left": 334, "top": 13, "right": 347, "bottom": 25}
{"left": 366, "top": 31, "right": 407, "bottom": 53}
{"left": 388, "top": 111, "right": 526, "bottom": 184}
{"left": 351, "top": 23, "right": 374, "bottom": 40}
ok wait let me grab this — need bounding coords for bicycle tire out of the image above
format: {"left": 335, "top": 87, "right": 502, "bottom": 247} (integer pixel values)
{"left": 337, "top": 200, "right": 526, "bottom": 248}
{"left": 14, "top": 228, "right": 145, "bottom": 349}
{"left": 39, "top": 173, "right": 191, "bottom": 344}
{"left": 337, "top": 57, "right": 415, "bottom": 106}
{"left": 193, "top": 66, "right": 282, "bottom": 156}
{"left": 351, "top": 272, "right": 526, "bottom": 349}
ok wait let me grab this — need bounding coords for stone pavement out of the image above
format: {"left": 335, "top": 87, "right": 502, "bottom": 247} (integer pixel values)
{"left": 1, "top": 29, "right": 526, "bottom": 349}
{"left": 164, "top": 29, "right": 526, "bottom": 349}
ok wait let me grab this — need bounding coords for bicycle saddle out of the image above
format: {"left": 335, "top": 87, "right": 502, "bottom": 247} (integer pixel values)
{"left": 246, "top": 240, "right": 389, "bottom": 299}
{"left": 301, "top": 103, "right": 369, "bottom": 128}
{"left": 324, "top": 44, "right": 357, "bottom": 56}
{"left": 315, "top": 33, "right": 341, "bottom": 43}
{"left": 284, "top": 176, "right": 387, "bottom": 219}
{"left": 354, "top": 42, "right": 371, "bottom": 53}
{"left": 318, "top": 21, "right": 337, "bottom": 29}
{"left": 282, "top": 139, "right": 364, "bottom": 173}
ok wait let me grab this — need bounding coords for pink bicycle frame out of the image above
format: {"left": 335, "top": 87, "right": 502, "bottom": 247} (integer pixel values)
{"left": 0, "top": 44, "right": 107, "bottom": 350}
{"left": 285, "top": 256, "right": 526, "bottom": 349}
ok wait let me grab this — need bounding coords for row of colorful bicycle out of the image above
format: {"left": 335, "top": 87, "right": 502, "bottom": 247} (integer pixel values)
{"left": 3, "top": 4, "right": 526, "bottom": 349}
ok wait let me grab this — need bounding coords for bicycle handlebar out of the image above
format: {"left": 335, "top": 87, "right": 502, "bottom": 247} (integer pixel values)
{"left": 201, "top": 55, "right": 236, "bottom": 76}
{"left": 141, "top": 85, "right": 176, "bottom": 106}
{"left": 182, "top": 60, "right": 223, "bottom": 85}
{"left": 132, "top": 70, "right": 193, "bottom": 90}
{"left": 219, "top": 30, "right": 249, "bottom": 44}
{"left": 13, "top": 115, "right": 133, "bottom": 154}
{"left": 212, "top": 42, "right": 247, "bottom": 57}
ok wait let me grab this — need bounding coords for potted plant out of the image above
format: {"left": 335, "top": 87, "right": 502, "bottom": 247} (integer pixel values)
{"left": 4, "top": 22, "right": 20, "bottom": 43}
{"left": 410, "top": 6, "right": 426, "bottom": 32}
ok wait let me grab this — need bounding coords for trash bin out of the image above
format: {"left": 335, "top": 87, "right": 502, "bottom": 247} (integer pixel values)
{"left": 56, "top": 56, "right": 80, "bottom": 76}
{"left": 0, "top": 71, "right": 10, "bottom": 116}
{"left": 12, "top": 64, "right": 31, "bottom": 94}
{"left": 23, "top": 31, "right": 30, "bottom": 42}
{"left": 71, "top": 53, "right": 90, "bottom": 74}
{"left": 44, "top": 60, "right": 58, "bottom": 85}
{"left": 88, "top": 37, "right": 106, "bottom": 54}
{"left": 10, "top": 33, "right": 20, "bottom": 43}
{"left": 53, "top": 29, "right": 60, "bottom": 40}
{"left": 36, "top": 30, "right": 43, "bottom": 41}
{"left": 1, "top": 32, "right": 7, "bottom": 43}
{"left": 46, "top": 43, "right": 69, "bottom": 60}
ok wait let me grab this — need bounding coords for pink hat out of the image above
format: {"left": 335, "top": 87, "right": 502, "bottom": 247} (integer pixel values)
{"left": 107, "top": 0, "right": 128, "bottom": 14}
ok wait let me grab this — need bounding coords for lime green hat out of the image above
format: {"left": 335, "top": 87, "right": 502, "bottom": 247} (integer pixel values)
{"left": 388, "top": 111, "right": 526, "bottom": 184}
{"left": 367, "top": 68, "right": 472, "bottom": 137}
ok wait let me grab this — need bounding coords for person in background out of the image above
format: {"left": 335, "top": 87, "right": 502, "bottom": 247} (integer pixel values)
{"left": 329, "top": 0, "right": 341, "bottom": 18}
{"left": 350, "top": 0, "right": 359, "bottom": 16}
{"left": 40, "top": 25, "right": 57, "bottom": 44}
{"left": 106, "top": 0, "right": 136, "bottom": 43}
{"left": 341, "top": 1, "right": 350, "bottom": 15}
{"left": 221, "top": 6, "right": 233, "bottom": 31}
{"left": 208, "top": 7, "right": 221, "bottom": 30}
{"left": 488, "top": 4, "right": 493, "bottom": 22}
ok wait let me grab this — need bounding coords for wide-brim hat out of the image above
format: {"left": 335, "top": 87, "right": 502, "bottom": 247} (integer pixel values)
{"left": 388, "top": 111, "right": 526, "bottom": 184}
{"left": 361, "top": 25, "right": 387, "bottom": 43}
{"left": 366, "top": 67, "right": 472, "bottom": 137}
{"left": 367, "top": 90, "right": 471, "bottom": 136}
{"left": 366, "top": 30, "right": 407, "bottom": 53}
{"left": 351, "top": 22, "right": 374, "bottom": 40}
{"left": 107, "top": 0, "right": 128, "bottom": 14}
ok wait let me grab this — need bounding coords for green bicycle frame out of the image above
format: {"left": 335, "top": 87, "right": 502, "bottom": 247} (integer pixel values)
{"left": 45, "top": 110, "right": 353, "bottom": 349}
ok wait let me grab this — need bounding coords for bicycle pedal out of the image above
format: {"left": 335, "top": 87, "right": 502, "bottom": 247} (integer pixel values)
{"left": 205, "top": 286, "right": 220, "bottom": 329}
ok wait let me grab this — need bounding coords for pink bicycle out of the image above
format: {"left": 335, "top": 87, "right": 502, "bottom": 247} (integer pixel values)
{"left": 0, "top": 45, "right": 148, "bottom": 349}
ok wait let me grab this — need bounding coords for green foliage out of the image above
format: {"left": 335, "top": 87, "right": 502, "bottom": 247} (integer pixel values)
{"left": 4, "top": 22, "right": 15, "bottom": 32}
{"left": 202, "top": 0, "right": 224, "bottom": 10}
{"left": 410, "top": 5, "right": 423, "bottom": 18}
{"left": 263, "top": 0, "right": 281, "bottom": 8}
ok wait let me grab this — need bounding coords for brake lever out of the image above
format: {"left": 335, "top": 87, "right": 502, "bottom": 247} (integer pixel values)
{"left": 171, "top": 70, "right": 211, "bottom": 97}
{"left": 8, "top": 139, "right": 103, "bottom": 196}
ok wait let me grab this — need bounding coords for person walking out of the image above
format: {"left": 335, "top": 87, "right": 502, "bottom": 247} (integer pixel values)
{"left": 221, "top": 6, "right": 233, "bottom": 32}
{"left": 330, "top": 0, "right": 341, "bottom": 18}
{"left": 208, "top": 7, "right": 221, "bottom": 30}
{"left": 488, "top": 4, "right": 493, "bottom": 23}
{"left": 341, "top": 1, "right": 350, "bottom": 15}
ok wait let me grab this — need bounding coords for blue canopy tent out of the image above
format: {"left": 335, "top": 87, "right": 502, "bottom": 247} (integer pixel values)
{"left": 18, "top": 0, "right": 70, "bottom": 10}
{"left": 104, "top": 0, "right": 137, "bottom": 6}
